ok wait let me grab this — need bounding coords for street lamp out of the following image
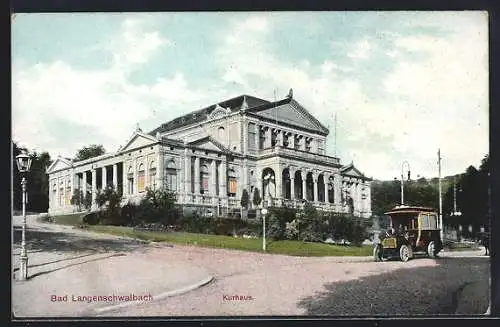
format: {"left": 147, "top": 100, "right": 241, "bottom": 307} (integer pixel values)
{"left": 261, "top": 207, "right": 268, "bottom": 251}
{"left": 400, "top": 161, "right": 411, "bottom": 206}
{"left": 16, "top": 150, "right": 32, "bottom": 281}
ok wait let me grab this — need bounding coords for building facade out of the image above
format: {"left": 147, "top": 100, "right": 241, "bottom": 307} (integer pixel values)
{"left": 46, "top": 91, "right": 372, "bottom": 217}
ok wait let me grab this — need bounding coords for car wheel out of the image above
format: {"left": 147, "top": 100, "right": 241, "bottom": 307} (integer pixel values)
{"left": 427, "top": 241, "right": 437, "bottom": 258}
{"left": 373, "top": 245, "right": 383, "bottom": 262}
{"left": 399, "top": 245, "right": 410, "bottom": 262}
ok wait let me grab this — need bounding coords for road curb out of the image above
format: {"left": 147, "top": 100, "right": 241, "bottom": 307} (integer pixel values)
{"left": 94, "top": 275, "right": 214, "bottom": 314}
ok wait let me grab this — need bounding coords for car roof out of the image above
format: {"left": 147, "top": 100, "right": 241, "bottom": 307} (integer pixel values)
{"left": 384, "top": 205, "right": 437, "bottom": 215}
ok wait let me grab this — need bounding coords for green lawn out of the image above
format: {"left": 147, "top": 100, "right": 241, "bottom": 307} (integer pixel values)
{"left": 45, "top": 213, "right": 373, "bottom": 257}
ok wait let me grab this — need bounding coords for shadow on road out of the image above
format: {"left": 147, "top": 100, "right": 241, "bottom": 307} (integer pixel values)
{"left": 13, "top": 226, "right": 144, "bottom": 253}
{"left": 27, "top": 253, "right": 125, "bottom": 279}
{"left": 297, "top": 257, "right": 490, "bottom": 316}
{"left": 13, "top": 252, "right": 97, "bottom": 271}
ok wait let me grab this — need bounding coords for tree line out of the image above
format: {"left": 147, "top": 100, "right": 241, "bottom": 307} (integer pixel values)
{"left": 12, "top": 138, "right": 490, "bottom": 235}
{"left": 12, "top": 142, "right": 105, "bottom": 212}
{"left": 371, "top": 154, "right": 490, "bottom": 232}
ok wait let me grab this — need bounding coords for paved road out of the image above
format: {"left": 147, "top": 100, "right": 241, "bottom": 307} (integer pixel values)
{"left": 103, "top": 245, "right": 490, "bottom": 316}
{"left": 12, "top": 215, "right": 212, "bottom": 317}
{"left": 12, "top": 215, "right": 490, "bottom": 317}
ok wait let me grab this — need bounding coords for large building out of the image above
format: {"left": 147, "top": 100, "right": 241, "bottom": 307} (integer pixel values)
{"left": 47, "top": 90, "right": 372, "bottom": 218}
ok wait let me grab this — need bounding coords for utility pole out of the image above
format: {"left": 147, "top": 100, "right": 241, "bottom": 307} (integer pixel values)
{"left": 438, "top": 149, "right": 443, "bottom": 241}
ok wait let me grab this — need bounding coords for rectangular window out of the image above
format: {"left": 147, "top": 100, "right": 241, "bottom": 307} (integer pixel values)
{"left": 66, "top": 187, "right": 71, "bottom": 205}
{"left": 248, "top": 123, "right": 256, "bottom": 149}
{"left": 59, "top": 188, "right": 64, "bottom": 206}
{"left": 127, "top": 175, "right": 133, "bottom": 194}
{"left": 228, "top": 178, "right": 237, "bottom": 194}
{"left": 149, "top": 168, "right": 157, "bottom": 190}
{"left": 202, "top": 176, "right": 209, "bottom": 193}
{"left": 138, "top": 171, "right": 145, "bottom": 193}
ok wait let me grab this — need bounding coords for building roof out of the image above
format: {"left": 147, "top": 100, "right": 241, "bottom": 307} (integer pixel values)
{"left": 148, "top": 93, "right": 330, "bottom": 136}
{"left": 149, "top": 95, "right": 270, "bottom": 135}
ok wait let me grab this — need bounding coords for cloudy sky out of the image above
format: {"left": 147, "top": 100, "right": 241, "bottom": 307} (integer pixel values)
{"left": 12, "top": 11, "right": 488, "bottom": 180}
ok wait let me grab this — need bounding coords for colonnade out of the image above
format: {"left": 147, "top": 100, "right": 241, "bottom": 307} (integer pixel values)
{"left": 245, "top": 122, "right": 324, "bottom": 154}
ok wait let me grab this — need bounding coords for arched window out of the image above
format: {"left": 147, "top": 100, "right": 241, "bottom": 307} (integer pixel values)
{"left": 149, "top": 161, "right": 157, "bottom": 190}
{"left": 218, "top": 126, "right": 225, "bottom": 142}
{"left": 165, "top": 160, "right": 177, "bottom": 191}
{"left": 138, "top": 163, "right": 145, "bottom": 193}
{"left": 228, "top": 168, "right": 237, "bottom": 197}
{"left": 200, "top": 164, "right": 209, "bottom": 194}
{"left": 127, "top": 167, "right": 134, "bottom": 194}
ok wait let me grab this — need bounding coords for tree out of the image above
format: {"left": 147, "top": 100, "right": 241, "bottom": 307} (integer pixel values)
{"left": 12, "top": 142, "right": 53, "bottom": 212}
{"left": 70, "top": 189, "right": 84, "bottom": 212}
{"left": 74, "top": 144, "right": 105, "bottom": 162}
{"left": 240, "top": 189, "right": 249, "bottom": 209}
{"left": 252, "top": 188, "right": 262, "bottom": 207}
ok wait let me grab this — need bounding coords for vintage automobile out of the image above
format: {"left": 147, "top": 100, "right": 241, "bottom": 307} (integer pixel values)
{"left": 373, "top": 205, "right": 443, "bottom": 262}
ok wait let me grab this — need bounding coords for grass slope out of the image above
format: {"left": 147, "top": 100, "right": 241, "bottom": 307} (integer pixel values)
{"left": 46, "top": 213, "right": 373, "bottom": 257}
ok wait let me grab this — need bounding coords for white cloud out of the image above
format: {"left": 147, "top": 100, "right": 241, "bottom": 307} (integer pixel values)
{"left": 108, "top": 17, "right": 172, "bottom": 74}
{"left": 215, "top": 14, "right": 488, "bottom": 180}
{"left": 347, "top": 39, "right": 372, "bottom": 60}
{"left": 12, "top": 18, "right": 207, "bottom": 158}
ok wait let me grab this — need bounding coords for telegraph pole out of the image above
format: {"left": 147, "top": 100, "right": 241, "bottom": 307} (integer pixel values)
{"left": 438, "top": 149, "right": 443, "bottom": 241}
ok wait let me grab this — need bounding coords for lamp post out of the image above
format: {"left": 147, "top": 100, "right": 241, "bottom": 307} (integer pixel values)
{"left": 16, "top": 150, "right": 32, "bottom": 281}
{"left": 261, "top": 207, "right": 268, "bottom": 252}
{"left": 400, "top": 161, "right": 411, "bottom": 206}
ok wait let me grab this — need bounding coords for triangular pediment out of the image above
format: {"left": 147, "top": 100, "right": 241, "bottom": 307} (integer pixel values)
{"left": 251, "top": 99, "right": 329, "bottom": 134}
{"left": 119, "top": 131, "right": 158, "bottom": 153}
{"left": 46, "top": 157, "right": 72, "bottom": 173}
{"left": 188, "top": 136, "right": 229, "bottom": 152}
{"left": 341, "top": 164, "right": 367, "bottom": 179}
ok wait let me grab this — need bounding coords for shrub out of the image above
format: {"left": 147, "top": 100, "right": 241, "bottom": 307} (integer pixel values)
{"left": 182, "top": 211, "right": 214, "bottom": 234}
{"left": 266, "top": 213, "right": 286, "bottom": 240}
{"left": 285, "top": 219, "right": 299, "bottom": 240}
{"left": 82, "top": 212, "right": 100, "bottom": 225}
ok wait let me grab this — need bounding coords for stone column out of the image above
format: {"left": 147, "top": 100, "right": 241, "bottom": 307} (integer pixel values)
{"left": 145, "top": 158, "right": 150, "bottom": 190}
{"left": 289, "top": 133, "right": 295, "bottom": 149}
{"left": 264, "top": 127, "right": 272, "bottom": 148}
{"left": 275, "top": 165, "right": 282, "bottom": 199}
{"left": 210, "top": 159, "right": 217, "bottom": 198}
{"left": 313, "top": 173, "right": 318, "bottom": 202}
{"left": 255, "top": 125, "right": 260, "bottom": 150}
{"left": 71, "top": 172, "right": 76, "bottom": 203}
{"left": 91, "top": 168, "right": 97, "bottom": 207}
{"left": 243, "top": 159, "right": 249, "bottom": 192}
{"left": 194, "top": 157, "right": 200, "bottom": 201}
{"left": 112, "top": 164, "right": 118, "bottom": 190}
{"left": 243, "top": 120, "right": 248, "bottom": 154}
{"left": 301, "top": 171, "right": 307, "bottom": 200}
{"left": 133, "top": 159, "right": 138, "bottom": 194}
{"left": 300, "top": 136, "right": 307, "bottom": 151}
{"left": 312, "top": 138, "right": 318, "bottom": 153}
{"left": 324, "top": 174, "right": 329, "bottom": 203}
{"left": 220, "top": 158, "right": 227, "bottom": 200}
{"left": 365, "top": 183, "right": 372, "bottom": 215}
{"left": 334, "top": 174, "right": 342, "bottom": 206}
{"left": 184, "top": 150, "right": 192, "bottom": 198}
{"left": 290, "top": 171, "right": 295, "bottom": 200}
{"left": 63, "top": 175, "right": 67, "bottom": 208}
{"left": 156, "top": 146, "right": 163, "bottom": 190}
{"left": 102, "top": 166, "right": 107, "bottom": 189}
{"left": 122, "top": 163, "right": 128, "bottom": 196}
{"left": 277, "top": 130, "right": 283, "bottom": 147}
{"left": 82, "top": 171, "right": 87, "bottom": 197}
